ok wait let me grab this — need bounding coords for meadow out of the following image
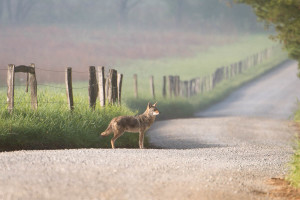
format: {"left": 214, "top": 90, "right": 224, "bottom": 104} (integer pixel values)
{"left": 0, "top": 91, "right": 142, "bottom": 151}
{"left": 118, "top": 35, "right": 287, "bottom": 119}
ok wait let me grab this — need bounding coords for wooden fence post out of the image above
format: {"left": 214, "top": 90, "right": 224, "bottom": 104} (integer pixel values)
{"left": 25, "top": 72, "right": 29, "bottom": 93}
{"left": 98, "top": 66, "right": 105, "bottom": 107}
{"left": 117, "top": 73, "right": 123, "bottom": 105}
{"left": 162, "top": 76, "right": 167, "bottom": 98}
{"left": 65, "top": 67, "right": 74, "bottom": 111}
{"left": 88, "top": 66, "right": 98, "bottom": 110}
{"left": 174, "top": 76, "right": 180, "bottom": 97}
{"left": 168, "top": 76, "right": 173, "bottom": 98}
{"left": 184, "top": 81, "right": 189, "bottom": 98}
{"left": 150, "top": 75, "right": 155, "bottom": 99}
{"left": 133, "top": 74, "right": 138, "bottom": 99}
{"left": 29, "top": 63, "right": 38, "bottom": 110}
{"left": 195, "top": 78, "right": 201, "bottom": 94}
{"left": 8, "top": 64, "right": 38, "bottom": 112}
{"left": 107, "top": 69, "right": 118, "bottom": 104}
{"left": 7, "top": 64, "right": 15, "bottom": 113}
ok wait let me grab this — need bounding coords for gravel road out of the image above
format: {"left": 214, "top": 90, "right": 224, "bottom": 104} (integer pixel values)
{"left": 1, "top": 61, "right": 300, "bottom": 200}
{"left": 196, "top": 60, "right": 300, "bottom": 119}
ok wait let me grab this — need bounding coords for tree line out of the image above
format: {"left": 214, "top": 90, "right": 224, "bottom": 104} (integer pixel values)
{"left": 235, "top": 0, "right": 300, "bottom": 75}
{"left": 0, "top": 0, "right": 260, "bottom": 31}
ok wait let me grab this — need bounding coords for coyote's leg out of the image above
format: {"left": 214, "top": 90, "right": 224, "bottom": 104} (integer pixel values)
{"left": 139, "top": 131, "right": 145, "bottom": 149}
{"left": 111, "top": 131, "right": 124, "bottom": 149}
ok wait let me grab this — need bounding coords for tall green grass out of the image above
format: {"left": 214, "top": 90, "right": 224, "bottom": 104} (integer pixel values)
{"left": 288, "top": 106, "right": 300, "bottom": 188}
{"left": 0, "top": 88, "right": 143, "bottom": 151}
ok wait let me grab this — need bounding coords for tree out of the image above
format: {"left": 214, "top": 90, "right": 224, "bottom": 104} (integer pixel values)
{"left": 235, "top": 0, "right": 300, "bottom": 74}
{"left": 118, "top": 0, "right": 142, "bottom": 25}
{"left": 0, "top": 0, "right": 38, "bottom": 24}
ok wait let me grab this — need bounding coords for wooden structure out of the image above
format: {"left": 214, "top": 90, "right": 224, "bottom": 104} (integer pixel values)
{"left": 7, "top": 63, "right": 38, "bottom": 113}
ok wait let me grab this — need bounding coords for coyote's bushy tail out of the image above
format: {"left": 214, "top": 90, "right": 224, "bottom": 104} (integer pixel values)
{"left": 101, "top": 123, "right": 113, "bottom": 136}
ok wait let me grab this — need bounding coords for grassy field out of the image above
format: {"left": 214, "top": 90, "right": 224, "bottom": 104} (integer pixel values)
{"left": 0, "top": 89, "right": 143, "bottom": 151}
{"left": 117, "top": 35, "right": 288, "bottom": 119}
{"left": 117, "top": 34, "right": 281, "bottom": 99}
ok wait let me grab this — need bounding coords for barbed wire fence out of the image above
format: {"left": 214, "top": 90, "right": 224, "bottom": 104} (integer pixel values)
{"left": 0, "top": 46, "right": 280, "bottom": 111}
{"left": 0, "top": 64, "right": 123, "bottom": 113}
{"left": 132, "top": 46, "right": 279, "bottom": 99}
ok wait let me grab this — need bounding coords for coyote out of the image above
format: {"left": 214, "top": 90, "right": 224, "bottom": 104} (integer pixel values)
{"left": 101, "top": 102, "right": 159, "bottom": 149}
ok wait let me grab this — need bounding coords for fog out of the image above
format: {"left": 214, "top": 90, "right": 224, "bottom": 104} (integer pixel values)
{"left": 0, "top": 0, "right": 262, "bottom": 84}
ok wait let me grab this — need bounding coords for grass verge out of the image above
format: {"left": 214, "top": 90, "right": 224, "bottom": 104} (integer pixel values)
{"left": 287, "top": 106, "right": 300, "bottom": 188}
{"left": 0, "top": 91, "right": 145, "bottom": 151}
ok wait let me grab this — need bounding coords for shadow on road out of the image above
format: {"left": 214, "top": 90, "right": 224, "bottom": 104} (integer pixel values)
{"left": 148, "top": 139, "right": 228, "bottom": 150}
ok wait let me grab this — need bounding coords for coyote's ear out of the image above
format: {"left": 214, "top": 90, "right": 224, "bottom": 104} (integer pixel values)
{"left": 153, "top": 102, "right": 157, "bottom": 107}
{"left": 147, "top": 102, "right": 152, "bottom": 109}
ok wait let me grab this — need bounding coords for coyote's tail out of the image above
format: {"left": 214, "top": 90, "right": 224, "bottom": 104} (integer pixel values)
{"left": 101, "top": 123, "right": 113, "bottom": 136}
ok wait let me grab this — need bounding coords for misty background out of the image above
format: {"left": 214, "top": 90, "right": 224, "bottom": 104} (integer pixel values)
{"left": 0, "top": 0, "right": 265, "bottom": 84}
{"left": 0, "top": 0, "right": 259, "bottom": 29}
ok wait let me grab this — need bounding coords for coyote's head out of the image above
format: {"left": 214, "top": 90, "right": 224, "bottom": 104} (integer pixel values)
{"left": 146, "top": 102, "right": 159, "bottom": 116}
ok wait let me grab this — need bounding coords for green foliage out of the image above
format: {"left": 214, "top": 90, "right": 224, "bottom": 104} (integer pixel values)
{"left": 287, "top": 140, "right": 300, "bottom": 188}
{"left": 289, "top": 104, "right": 300, "bottom": 188}
{"left": 235, "top": 0, "right": 300, "bottom": 74}
{"left": 0, "top": 0, "right": 260, "bottom": 31}
{"left": 0, "top": 89, "right": 140, "bottom": 151}
{"left": 166, "top": 0, "right": 259, "bottom": 30}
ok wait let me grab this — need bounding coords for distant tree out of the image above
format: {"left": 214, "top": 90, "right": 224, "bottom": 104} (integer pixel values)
{"left": 0, "top": 0, "right": 38, "bottom": 24}
{"left": 118, "top": 0, "right": 142, "bottom": 25}
{"left": 0, "top": 0, "right": 3, "bottom": 19}
{"left": 235, "top": 0, "right": 300, "bottom": 74}
{"left": 165, "top": 0, "right": 258, "bottom": 30}
{"left": 165, "top": 0, "right": 188, "bottom": 26}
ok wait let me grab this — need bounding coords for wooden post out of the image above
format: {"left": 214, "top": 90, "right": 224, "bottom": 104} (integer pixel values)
{"left": 107, "top": 69, "right": 118, "bottom": 104}
{"left": 88, "top": 66, "right": 98, "bottom": 110}
{"left": 184, "top": 81, "right": 189, "bottom": 98}
{"left": 162, "top": 76, "right": 167, "bottom": 98}
{"left": 105, "top": 72, "right": 109, "bottom": 100}
{"left": 210, "top": 74, "right": 214, "bottom": 91}
{"left": 150, "top": 75, "right": 155, "bottom": 99}
{"left": 29, "top": 63, "right": 38, "bottom": 110}
{"left": 195, "top": 78, "right": 201, "bottom": 94}
{"left": 133, "top": 74, "right": 138, "bottom": 99}
{"left": 117, "top": 73, "right": 123, "bottom": 105}
{"left": 173, "top": 76, "right": 177, "bottom": 96}
{"left": 111, "top": 69, "right": 118, "bottom": 104}
{"left": 179, "top": 81, "right": 184, "bottom": 97}
{"left": 65, "top": 67, "right": 74, "bottom": 111}
{"left": 238, "top": 61, "right": 242, "bottom": 74}
{"left": 106, "top": 70, "right": 111, "bottom": 102}
{"left": 189, "top": 79, "right": 195, "bottom": 96}
{"left": 168, "top": 76, "right": 173, "bottom": 98}
{"left": 174, "top": 76, "right": 180, "bottom": 97}
{"left": 25, "top": 72, "right": 29, "bottom": 93}
{"left": 98, "top": 66, "right": 105, "bottom": 107}
{"left": 7, "top": 64, "right": 15, "bottom": 113}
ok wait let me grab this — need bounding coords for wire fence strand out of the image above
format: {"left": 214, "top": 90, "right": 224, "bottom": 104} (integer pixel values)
{"left": 0, "top": 67, "right": 89, "bottom": 73}
{"left": 0, "top": 83, "right": 117, "bottom": 90}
